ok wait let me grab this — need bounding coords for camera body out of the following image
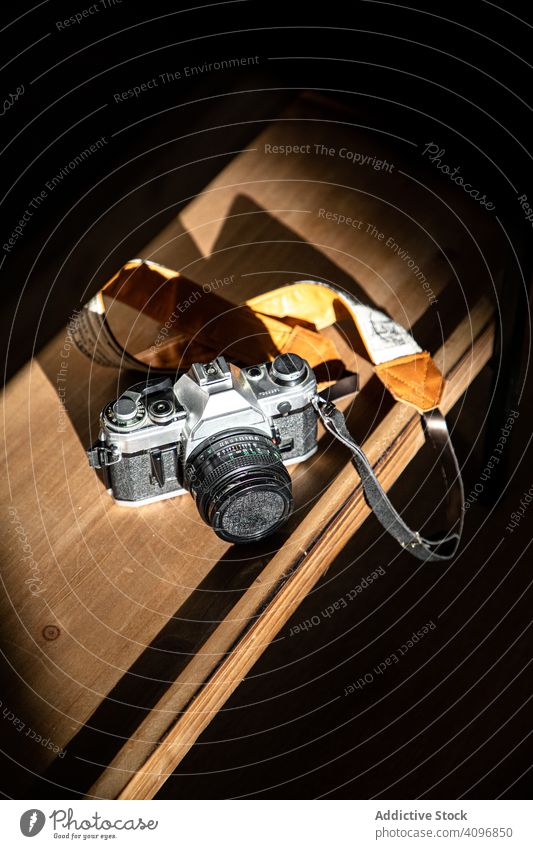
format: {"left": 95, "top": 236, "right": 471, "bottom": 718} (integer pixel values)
{"left": 87, "top": 354, "right": 318, "bottom": 542}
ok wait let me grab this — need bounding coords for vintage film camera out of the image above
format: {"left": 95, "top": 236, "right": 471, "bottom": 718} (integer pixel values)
{"left": 88, "top": 353, "right": 318, "bottom": 543}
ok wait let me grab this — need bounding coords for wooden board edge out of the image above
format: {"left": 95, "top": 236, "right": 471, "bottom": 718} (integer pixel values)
{"left": 111, "top": 309, "right": 494, "bottom": 799}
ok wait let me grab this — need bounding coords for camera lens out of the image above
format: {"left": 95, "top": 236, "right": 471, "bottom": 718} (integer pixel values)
{"left": 184, "top": 430, "right": 293, "bottom": 543}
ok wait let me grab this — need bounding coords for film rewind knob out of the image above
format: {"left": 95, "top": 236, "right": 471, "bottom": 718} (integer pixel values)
{"left": 112, "top": 396, "right": 138, "bottom": 423}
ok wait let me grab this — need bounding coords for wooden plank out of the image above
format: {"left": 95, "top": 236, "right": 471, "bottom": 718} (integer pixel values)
{"left": 88, "top": 293, "right": 492, "bottom": 799}
{"left": 98, "top": 299, "right": 493, "bottom": 799}
{"left": 0, "top": 340, "right": 233, "bottom": 779}
{"left": 0, "top": 93, "right": 501, "bottom": 796}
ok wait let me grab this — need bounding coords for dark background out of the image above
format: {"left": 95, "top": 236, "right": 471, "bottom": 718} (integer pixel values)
{"left": 2, "top": 0, "right": 532, "bottom": 379}
{"left": 1, "top": 0, "right": 532, "bottom": 799}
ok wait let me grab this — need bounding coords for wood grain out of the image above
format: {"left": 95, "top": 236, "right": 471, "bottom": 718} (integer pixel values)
{"left": 88, "top": 296, "right": 493, "bottom": 799}
{"left": 0, "top": 94, "right": 501, "bottom": 797}
{"left": 116, "top": 299, "right": 493, "bottom": 799}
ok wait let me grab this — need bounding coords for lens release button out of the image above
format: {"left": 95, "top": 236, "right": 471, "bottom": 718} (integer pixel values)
{"left": 277, "top": 401, "right": 292, "bottom": 415}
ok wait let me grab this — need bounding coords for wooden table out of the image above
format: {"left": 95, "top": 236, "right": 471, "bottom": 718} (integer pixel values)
{"left": 0, "top": 94, "right": 500, "bottom": 799}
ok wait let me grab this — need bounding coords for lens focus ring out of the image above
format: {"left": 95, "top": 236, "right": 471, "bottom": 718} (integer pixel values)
{"left": 184, "top": 430, "right": 293, "bottom": 543}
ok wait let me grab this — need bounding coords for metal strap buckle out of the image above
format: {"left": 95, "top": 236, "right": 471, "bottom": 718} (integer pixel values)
{"left": 87, "top": 443, "right": 121, "bottom": 469}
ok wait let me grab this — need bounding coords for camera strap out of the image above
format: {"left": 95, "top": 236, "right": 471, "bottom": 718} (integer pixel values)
{"left": 73, "top": 259, "right": 464, "bottom": 560}
{"left": 312, "top": 395, "right": 464, "bottom": 562}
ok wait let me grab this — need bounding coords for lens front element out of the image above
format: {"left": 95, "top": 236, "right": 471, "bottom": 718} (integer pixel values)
{"left": 184, "top": 430, "right": 293, "bottom": 543}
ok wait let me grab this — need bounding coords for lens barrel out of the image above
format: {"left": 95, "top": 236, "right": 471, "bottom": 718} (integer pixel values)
{"left": 184, "top": 429, "right": 293, "bottom": 543}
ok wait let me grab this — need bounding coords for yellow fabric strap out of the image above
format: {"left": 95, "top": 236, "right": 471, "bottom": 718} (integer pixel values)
{"left": 95, "top": 259, "right": 444, "bottom": 413}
